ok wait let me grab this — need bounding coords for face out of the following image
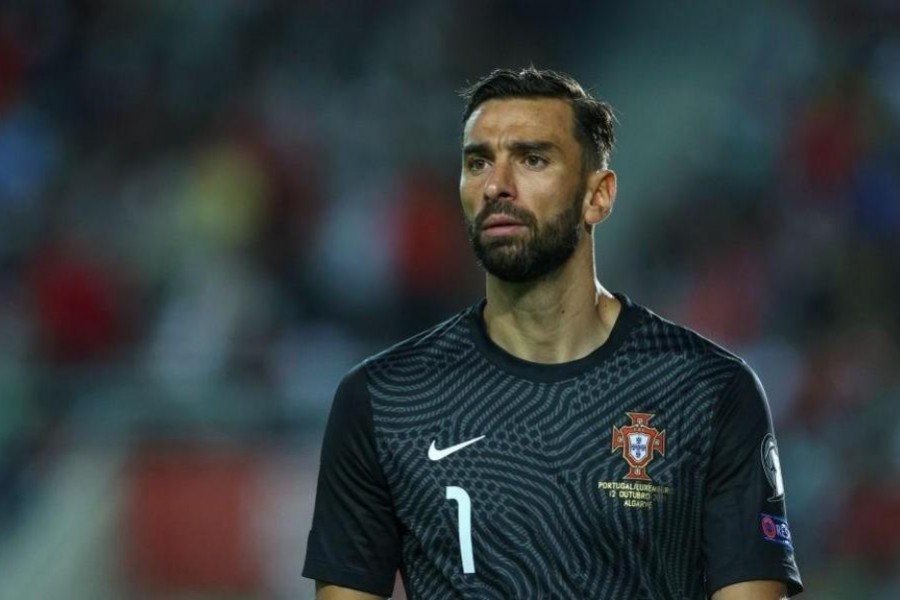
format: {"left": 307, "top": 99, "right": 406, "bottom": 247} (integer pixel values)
{"left": 460, "top": 98, "right": 590, "bottom": 282}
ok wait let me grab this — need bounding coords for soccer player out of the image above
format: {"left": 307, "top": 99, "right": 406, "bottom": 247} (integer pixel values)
{"left": 302, "top": 67, "right": 803, "bottom": 599}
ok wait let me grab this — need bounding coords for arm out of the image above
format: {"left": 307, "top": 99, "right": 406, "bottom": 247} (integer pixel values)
{"left": 316, "top": 581, "right": 385, "bottom": 600}
{"left": 301, "top": 366, "right": 403, "bottom": 597}
{"left": 712, "top": 580, "right": 788, "bottom": 600}
{"left": 703, "top": 365, "right": 803, "bottom": 597}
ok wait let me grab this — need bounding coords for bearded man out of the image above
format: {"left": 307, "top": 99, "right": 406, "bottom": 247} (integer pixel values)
{"left": 302, "top": 67, "right": 803, "bottom": 600}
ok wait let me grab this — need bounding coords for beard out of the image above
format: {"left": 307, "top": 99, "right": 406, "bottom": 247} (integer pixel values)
{"left": 467, "top": 182, "right": 586, "bottom": 283}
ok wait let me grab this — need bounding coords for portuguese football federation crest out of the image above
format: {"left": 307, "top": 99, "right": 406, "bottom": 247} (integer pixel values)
{"left": 612, "top": 412, "right": 666, "bottom": 481}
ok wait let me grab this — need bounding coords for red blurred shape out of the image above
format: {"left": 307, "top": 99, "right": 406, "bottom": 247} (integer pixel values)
{"left": 391, "top": 171, "right": 469, "bottom": 296}
{"left": 30, "top": 242, "right": 129, "bottom": 363}
{"left": 125, "top": 446, "right": 263, "bottom": 594}
{"left": 832, "top": 482, "right": 900, "bottom": 574}
{"left": 682, "top": 246, "right": 768, "bottom": 346}
{"left": 0, "top": 26, "right": 25, "bottom": 111}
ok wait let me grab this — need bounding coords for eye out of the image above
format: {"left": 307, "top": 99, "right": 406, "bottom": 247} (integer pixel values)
{"left": 524, "top": 154, "right": 548, "bottom": 169}
{"left": 467, "top": 157, "right": 488, "bottom": 172}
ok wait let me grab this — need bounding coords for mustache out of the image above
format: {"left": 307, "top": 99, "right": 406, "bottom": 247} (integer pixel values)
{"left": 473, "top": 202, "right": 538, "bottom": 230}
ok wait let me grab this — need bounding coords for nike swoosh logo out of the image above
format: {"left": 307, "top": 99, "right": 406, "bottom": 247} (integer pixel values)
{"left": 428, "top": 435, "right": 486, "bottom": 461}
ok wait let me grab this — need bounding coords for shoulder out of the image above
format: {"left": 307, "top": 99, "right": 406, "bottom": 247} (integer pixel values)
{"left": 621, "top": 297, "right": 772, "bottom": 458}
{"left": 622, "top": 294, "right": 757, "bottom": 393}
{"left": 353, "top": 303, "right": 480, "bottom": 381}
{"left": 621, "top": 296, "right": 752, "bottom": 374}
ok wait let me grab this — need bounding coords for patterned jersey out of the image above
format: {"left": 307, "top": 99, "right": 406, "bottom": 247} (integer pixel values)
{"left": 303, "top": 294, "right": 803, "bottom": 598}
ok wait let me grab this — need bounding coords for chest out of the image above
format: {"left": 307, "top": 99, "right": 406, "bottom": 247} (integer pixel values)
{"left": 373, "top": 373, "right": 716, "bottom": 569}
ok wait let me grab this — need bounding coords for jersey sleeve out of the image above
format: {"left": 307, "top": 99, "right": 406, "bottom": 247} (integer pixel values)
{"left": 702, "top": 364, "right": 803, "bottom": 597}
{"left": 302, "top": 364, "right": 402, "bottom": 597}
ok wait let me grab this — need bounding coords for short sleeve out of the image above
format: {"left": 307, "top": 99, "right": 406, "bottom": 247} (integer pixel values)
{"left": 703, "top": 364, "right": 803, "bottom": 597}
{"left": 302, "top": 364, "right": 402, "bottom": 597}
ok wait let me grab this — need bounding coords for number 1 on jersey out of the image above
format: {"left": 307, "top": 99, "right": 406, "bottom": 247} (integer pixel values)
{"left": 445, "top": 486, "right": 475, "bottom": 574}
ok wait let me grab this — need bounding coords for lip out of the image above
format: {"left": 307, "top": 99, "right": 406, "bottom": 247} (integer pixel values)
{"left": 481, "top": 214, "right": 526, "bottom": 230}
{"left": 482, "top": 224, "right": 527, "bottom": 237}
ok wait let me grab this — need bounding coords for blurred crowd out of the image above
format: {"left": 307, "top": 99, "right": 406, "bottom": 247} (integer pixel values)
{"left": 0, "top": 0, "right": 486, "bottom": 532}
{"left": 631, "top": 22, "right": 900, "bottom": 600}
{"left": 0, "top": 0, "right": 898, "bottom": 598}
{"left": 632, "top": 8, "right": 900, "bottom": 596}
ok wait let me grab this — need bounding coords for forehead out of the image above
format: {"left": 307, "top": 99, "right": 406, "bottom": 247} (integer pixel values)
{"left": 463, "top": 97, "right": 576, "bottom": 147}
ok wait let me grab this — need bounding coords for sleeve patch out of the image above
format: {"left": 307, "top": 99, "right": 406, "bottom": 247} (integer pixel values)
{"left": 760, "top": 513, "right": 793, "bottom": 550}
{"left": 760, "top": 433, "right": 784, "bottom": 502}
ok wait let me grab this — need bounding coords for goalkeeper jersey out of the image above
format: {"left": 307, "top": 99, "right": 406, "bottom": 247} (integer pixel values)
{"left": 303, "top": 293, "right": 803, "bottom": 598}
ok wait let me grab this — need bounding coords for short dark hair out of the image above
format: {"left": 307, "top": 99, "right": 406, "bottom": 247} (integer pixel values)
{"left": 460, "top": 67, "right": 616, "bottom": 170}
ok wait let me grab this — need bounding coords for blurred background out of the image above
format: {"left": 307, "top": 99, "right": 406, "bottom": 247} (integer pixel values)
{"left": 0, "top": 0, "right": 898, "bottom": 598}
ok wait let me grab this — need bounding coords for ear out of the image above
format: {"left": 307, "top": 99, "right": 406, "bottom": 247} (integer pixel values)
{"left": 583, "top": 169, "right": 617, "bottom": 226}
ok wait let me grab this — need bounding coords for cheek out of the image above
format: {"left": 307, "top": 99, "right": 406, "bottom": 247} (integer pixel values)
{"left": 519, "top": 174, "right": 564, "bottom": 211}
{"left": 459, "top": 181, "right": 480, "bottom": 221}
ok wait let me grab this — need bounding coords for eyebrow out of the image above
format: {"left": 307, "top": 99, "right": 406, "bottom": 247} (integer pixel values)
{"left": 462, "top": 140, "right": 560, "bottom": 156}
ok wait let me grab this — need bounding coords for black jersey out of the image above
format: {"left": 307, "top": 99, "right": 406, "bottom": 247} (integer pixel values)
{"left": 303, "top": 294, "right": 803, "bottom": 598}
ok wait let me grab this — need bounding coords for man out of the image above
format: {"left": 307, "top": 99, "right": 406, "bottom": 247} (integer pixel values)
{"left": 302, "top": 67, "right": 803, "bottom": 599}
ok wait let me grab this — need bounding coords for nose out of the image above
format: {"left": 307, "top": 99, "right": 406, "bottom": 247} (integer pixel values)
{"left": 484, "top": 160, "right": 515, "bottom": 202}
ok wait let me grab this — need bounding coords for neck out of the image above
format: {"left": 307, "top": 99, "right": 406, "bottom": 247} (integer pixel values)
{"left": 483, "top": 241, "right": 621, "bottom": 364}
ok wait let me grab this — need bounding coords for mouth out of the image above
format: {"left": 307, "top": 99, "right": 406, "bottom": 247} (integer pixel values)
{"left": 481, "top": 214, "right": 528, "bottom": 236}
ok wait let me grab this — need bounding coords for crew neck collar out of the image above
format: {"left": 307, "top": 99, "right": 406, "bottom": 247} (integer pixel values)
{"left": 467, "top": 292, "right": 641, "bottom": 383}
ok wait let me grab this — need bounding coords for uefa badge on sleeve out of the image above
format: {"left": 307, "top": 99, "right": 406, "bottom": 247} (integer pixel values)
{"left": 760, "top": 433, "right": 785, "bottom": 502}
{"left": 760, "top": 513, "right": 793, "bottom": 550}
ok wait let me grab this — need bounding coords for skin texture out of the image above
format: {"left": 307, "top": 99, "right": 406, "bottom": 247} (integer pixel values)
{"left": 712, "top": 580, "right": 789, "bottom": 599}
{"left": 315, "top": 97, "right": 790, "bottom": 600}
{"left": 315, "top": 581, "right": 383, "bottom": 599}
{"left": 459, "top": 97, "right": 620, "bottom": 365}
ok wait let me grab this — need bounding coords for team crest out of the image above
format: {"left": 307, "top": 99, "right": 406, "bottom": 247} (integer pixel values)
{"left": 612, "top": 412, "right": 666, "bottom": 481}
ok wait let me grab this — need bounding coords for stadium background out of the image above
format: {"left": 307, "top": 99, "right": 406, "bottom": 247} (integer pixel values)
{"left": 0, "top": 0, "right": 898, "bottom": 598}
